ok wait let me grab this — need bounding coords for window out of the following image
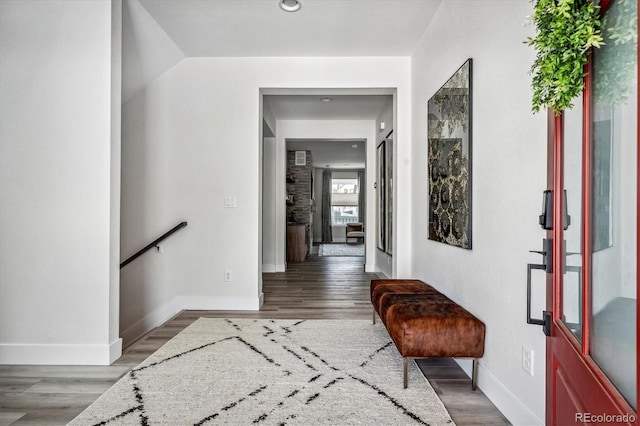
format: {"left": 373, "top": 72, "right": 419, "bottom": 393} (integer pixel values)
{"left": 331, "top": 178, "right": 359, "bottom": 225}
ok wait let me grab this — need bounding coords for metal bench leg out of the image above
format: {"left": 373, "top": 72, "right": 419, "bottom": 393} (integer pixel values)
{"left": 472, "top": 358, "right": 479, "bottom": 390}
{"left": 403, "top": 357, "right": 409, "bottom": 388}
{"left": 372, "top": 309, "right": 376, "bottom": 324}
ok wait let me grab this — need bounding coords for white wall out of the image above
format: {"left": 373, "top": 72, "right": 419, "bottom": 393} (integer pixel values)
{"left": 122, "top": 0, "right": 185, "bottom": 103}
{"left": 121, "top": 57, "right": 411, "bottom": 344}
{"left": 261, "top": 102, "right": 277, "bottom": 274}
{"left": 262, "top": 137, "right": 278, "bottom": 272}
{"left": 0, "top": 0, "right": 121, "bottom": 364}
{"left": 411, "top": 1, "right": 547, "bottom": 424}
{"left": 110, "top": 0, "right": 123, "bottom": 361}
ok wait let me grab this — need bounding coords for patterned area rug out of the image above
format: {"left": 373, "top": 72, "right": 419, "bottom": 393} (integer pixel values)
{"left": 70, "top": 319, "right": 454, "bottom": 425}
{"left": 318, "top": 243, "right": 364, "bottom": 256}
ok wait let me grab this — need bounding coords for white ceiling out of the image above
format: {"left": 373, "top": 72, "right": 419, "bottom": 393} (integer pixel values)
{"left": 265, "top": 94, "right": 391, "bottom": 168}
{"left": 124, "top": 0, "right": 432, "bottom": 167}
{"left": 287, "top": 139, "right": 367, "bottom": 169}
{"left": 137, "top": 0, "right": 442, "bottom": 57}
{"left": 264, "top": 94, "right": 390, "bottom": 120}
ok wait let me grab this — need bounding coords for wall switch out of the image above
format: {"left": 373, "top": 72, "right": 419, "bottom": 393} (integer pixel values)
{"left": 224, "top": 197, "right": 237, "bottom": 208}
{"left": 224, "top": 270, "right": 232, "bottom": 282}
{"left": 522, "top": 345, "right": 534, "bottom": 376}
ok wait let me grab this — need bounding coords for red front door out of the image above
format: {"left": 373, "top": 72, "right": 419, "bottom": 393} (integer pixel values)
{"left": 545, "top": 1, "right": 638, "bottom": 424}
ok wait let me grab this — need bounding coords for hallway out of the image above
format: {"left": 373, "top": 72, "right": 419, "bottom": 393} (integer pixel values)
{"left": 0, "top": 255, "right": 508, "bottom": 425}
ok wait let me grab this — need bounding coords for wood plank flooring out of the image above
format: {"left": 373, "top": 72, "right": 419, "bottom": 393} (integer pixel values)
{"left": 0, "top": 253, "right": 509, "bottom": 425}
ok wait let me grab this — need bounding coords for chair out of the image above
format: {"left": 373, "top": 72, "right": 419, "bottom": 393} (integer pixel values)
{"left": 346, "top": 222, "right": 364, "bottom": 244}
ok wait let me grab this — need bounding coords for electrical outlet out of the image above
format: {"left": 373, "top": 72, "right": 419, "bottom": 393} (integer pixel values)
{"left": 224, "top": 197, "right": 237, "bottom": 208}
{"left": 224, "top": 270, "right": 232, "bottom": 282}
{"left": 522, "top": 345, "right": 534, "bottom": 376}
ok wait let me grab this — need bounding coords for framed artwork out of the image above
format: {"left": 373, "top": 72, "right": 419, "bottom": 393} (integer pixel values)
{"left": 376, "top": 133, "right": 394, "bottom": 254}
{"left": 376, "top": 141, "right": 386, "bottom": 251}
{"left": 385, "top": 135, "right": 393, "bottom": 255}
{"left": 428, "top": 58, "right": 472, "bottom": 249}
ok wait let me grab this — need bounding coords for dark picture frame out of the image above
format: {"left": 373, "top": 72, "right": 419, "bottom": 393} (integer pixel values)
{"left": 376, "top": 141, "right": 386, "bottom": 251}
{"left": 427, "top": 58, "right": 473, "bottom": 249}
{"left": 385, "top": 135, "right": 393, "bottom": 255}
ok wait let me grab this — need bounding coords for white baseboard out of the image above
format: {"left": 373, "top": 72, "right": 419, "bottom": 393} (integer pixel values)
{"left": 120, "top": 298, "right": 182, "bottom": 347}
{"left": 174, "top": 296, "right": 261, "bottom": 310}
{"left": 120, "top": 295, "right": 262, "bottom": 348}
{"left": 0, "top": 340, "right": 122, "bottom": 366}
{"left": 262, "top": 264, "right": 276, "bottom": 273}
{"left": 261, "top": 264, "right": 286, "bottom": 273}
{"left": 373, "top": 267, "right": 389, "bottom": 278}
{"left": 109, "top": 338, "right": 123, "bottom": 364}
{"left": 454, "top": 359, "right": 543, "bottom": 426}
{"left": 365, "top": 263, "right": 376, "bottom": 273}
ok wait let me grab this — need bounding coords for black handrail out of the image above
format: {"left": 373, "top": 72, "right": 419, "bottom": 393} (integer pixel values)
{"left": 120, "top": 221, "right": 188, "bottom": 269}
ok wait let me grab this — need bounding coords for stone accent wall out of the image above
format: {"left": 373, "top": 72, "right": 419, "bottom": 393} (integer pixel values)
{"left": 286, "top": 150, "right": 312, "bottom": 224}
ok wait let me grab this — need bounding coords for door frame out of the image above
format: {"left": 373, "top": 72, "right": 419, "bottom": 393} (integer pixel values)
{"left": 545, "top": 0, "right": 639, "bottom": 421}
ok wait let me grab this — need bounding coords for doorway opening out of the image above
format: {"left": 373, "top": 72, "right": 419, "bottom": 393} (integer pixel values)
{"left": 259, "top": 88, "right": 395, "bottom": 277}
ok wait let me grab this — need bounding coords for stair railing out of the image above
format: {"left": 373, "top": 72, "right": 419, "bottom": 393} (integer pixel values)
{"left": 120, "top": 221, "right": 188, "bottom": 269}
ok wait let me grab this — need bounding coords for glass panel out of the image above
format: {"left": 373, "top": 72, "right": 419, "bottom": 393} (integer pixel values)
{"left": 331, "top": 178, "right": 359, "bottom": 195}
{"left": 331, "top": 206, "right": 359, "bottom": 225}
{"left": 590, "top": 0, "right": 637, "bottom": 410}
{"left": 563, "top": 95, "right": 584, "bottom": 342}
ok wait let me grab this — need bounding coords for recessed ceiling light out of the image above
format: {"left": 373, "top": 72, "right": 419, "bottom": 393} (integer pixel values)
{"left": 320, "top": 97, "right": 333, "bottom": 102}
{"left": 279, "top": 0, "right": 301, "bottom": 12}
{"left": 351, "top": 144, "right": 358, "bottom": 148}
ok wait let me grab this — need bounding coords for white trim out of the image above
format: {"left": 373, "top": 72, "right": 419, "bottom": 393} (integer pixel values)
{"left": 0, "top": 342, "right": 120, "bottom": 365}
{"left": 276, "top": 264, "right": 286, "bottom": 272}
{"left": 374, "top": 267, "right": 389, "bottom": 278}
{"left": 365, "top": 263, "right": 377, "bottom": 273}
{"left": 454, "top": 359, "right": 543, "bottom": 426}
{"left": 109, "top": 338, "right": 123, "bottom": 364}
{"left": 120, "top": 295, "right": 262, "bottom": 347}
{"left": 262, "top": 264, "right": 276, "bottom": 273}
{"left": 120, "top": 298, "right": 182, "bottom": 347}
{"left": 174, "top": 296, "right": 261, "bottom": 311}
{"left": 0, "top": 293, "right": 261, "bottom": 365}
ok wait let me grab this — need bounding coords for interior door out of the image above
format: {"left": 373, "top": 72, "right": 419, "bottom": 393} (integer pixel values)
{"left": 545, "top": 0, "right": 638, "bottom": 424}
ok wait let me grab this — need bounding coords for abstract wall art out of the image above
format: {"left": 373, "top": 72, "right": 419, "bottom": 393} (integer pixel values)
{"left": 428, "top": 58, "right": 472, "bottom": 249}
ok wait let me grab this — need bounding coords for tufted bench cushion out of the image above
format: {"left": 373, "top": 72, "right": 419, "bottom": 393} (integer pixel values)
{"left": 371, "top": 279, "right": 485, "bottom": 389}
{"left": 371, "top": 279, "right": 443, "bottom": 322}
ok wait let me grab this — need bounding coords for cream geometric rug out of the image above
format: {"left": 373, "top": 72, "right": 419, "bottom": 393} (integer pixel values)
{"left": 318, "top": 243, "right": 365, "bottom": 256}
{"left": 70, "top": 318, "right": 454, "bottom": 425}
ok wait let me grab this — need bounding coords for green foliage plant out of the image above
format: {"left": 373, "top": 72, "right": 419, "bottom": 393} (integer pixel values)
{"left": 526, "top": 0, "right": 604, "bottom": 114}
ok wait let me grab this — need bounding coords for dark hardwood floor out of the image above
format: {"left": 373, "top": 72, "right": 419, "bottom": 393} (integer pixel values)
{"left": 0, "top": 252, "right": 509, "bottom": 425}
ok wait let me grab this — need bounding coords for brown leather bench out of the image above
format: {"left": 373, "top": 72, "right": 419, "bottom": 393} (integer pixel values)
{"left": 371, "top": 279, "right": 485, "bottom": 390}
